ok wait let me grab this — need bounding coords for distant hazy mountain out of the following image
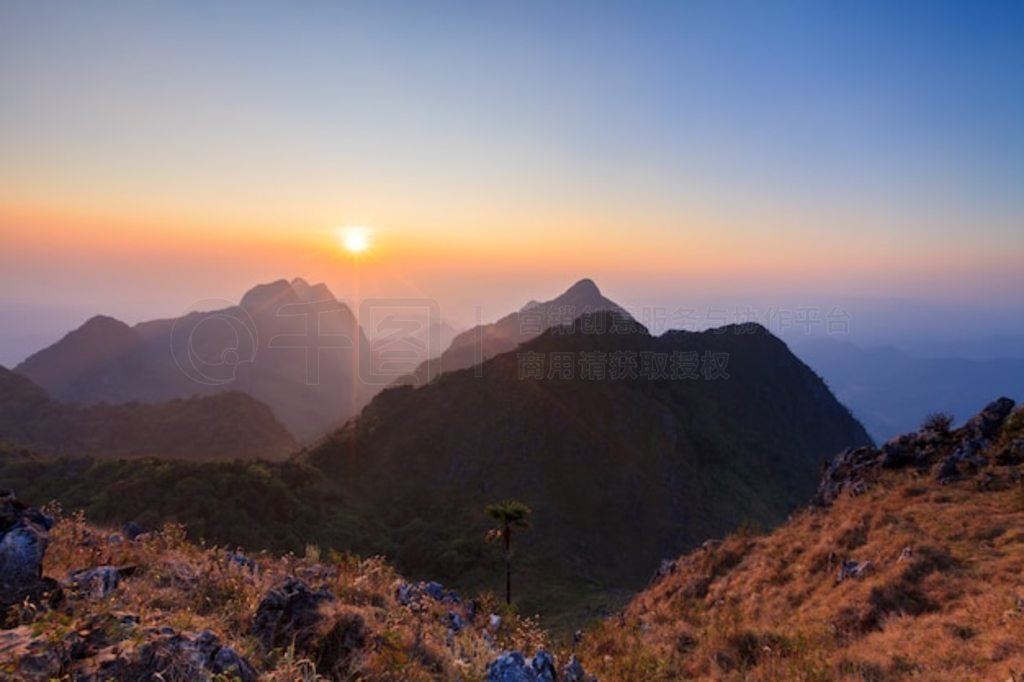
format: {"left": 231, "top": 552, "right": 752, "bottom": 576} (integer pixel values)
{"left": 305, "top": 311, "right": 871, "bottom": 615}
{"left": 0, "top": 366, "right": 296, "bottom": 459}
{"left": 792, "top": 337, "right": 1024, "bottom": 441}
{"left": 394, "top": 278, "right": 627, "bottom": 386}
{"left": 16, "top": 278, "right": 373, "bottom": 442}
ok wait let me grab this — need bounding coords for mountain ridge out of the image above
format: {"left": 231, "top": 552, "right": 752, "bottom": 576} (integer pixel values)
{"left": 304, "top": 311, "right": 871, "bottom": 620}
{"left": 0, "top": 366, "right": 297, "bottom": 460}
{"left": 15, "top": 278, "right": 371, "bottom": 442}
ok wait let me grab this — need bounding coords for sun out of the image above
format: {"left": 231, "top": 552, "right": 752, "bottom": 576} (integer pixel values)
{"left": 337, "top": 226, "right": 372, "bottom": 255}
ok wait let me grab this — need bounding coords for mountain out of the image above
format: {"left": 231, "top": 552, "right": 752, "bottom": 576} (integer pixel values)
{"left": 792, "top": 337, "right": 1024, "bottom": 441}
{"left": 304, "top": 311, "right": 871, "bottom": 619}
{"left": 0, "top": 366, "right": 296, "bottom": 460}
{"left": 578, "top": 397, "right": 1024, "bottom": 680}
{"left": 15, "top": 278, "right": 373, "bottom": 442}
{"left": 394, "top": 278, "right": 627, "bottom": 386}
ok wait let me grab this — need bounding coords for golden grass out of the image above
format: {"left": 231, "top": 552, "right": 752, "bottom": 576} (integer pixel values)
{"left": 580, "top": 451, "right": 1024, "bottom": 680}
{"left": 4, "top": 507, "right": 551, "bottom": 680}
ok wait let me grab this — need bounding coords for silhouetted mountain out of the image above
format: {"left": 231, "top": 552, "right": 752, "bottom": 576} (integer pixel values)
{"left": 0, "top": 367, "right": 296, "bottom": 459}
{"left": 394, "top": 278, "right": 627, "bottom": 386}
{"left": 792, "top": 337, "right": 1024, "bottom": 441}
{"left": 305, "top": 312, "right": 871, "bottom": 617}
{"left": 16, "top": 278, "right": 373, "bottom": 441}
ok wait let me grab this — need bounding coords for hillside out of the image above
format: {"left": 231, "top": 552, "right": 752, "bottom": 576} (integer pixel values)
{"left": 305, "top": 313, "right": 872, "bottom": 622}
{"left": 0, "top": 367, "right": 296, "bottom": 460}
{"left": 579, "top": 398, "right": 1024, "bottom": 680}
{"left": 15, "top": 278, "right": 372, "bottom": 442}
{"left": 0, "top": 446, "right": 366, "bottom": 551}
{"left": 0, "top": 491, "right": 578, "bottom": 681}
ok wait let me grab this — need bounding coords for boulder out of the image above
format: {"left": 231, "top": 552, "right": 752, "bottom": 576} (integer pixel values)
{"left": 486, "top": 650, "right": 588, "bottom": 682}
{"left": 67, "top": 565, "right": 126, "bottom": 599}
{"left": 252, "top": 577, "right": 334, "bottom": 652}
{"left": 963, "top": 397, "right": 1015, "bottom": 441}
{"left": 0, "top": 491, "right": 62, "bottom": 611}
{"left": 424, "top": 580, "right": 445, "bottom": 600}
{"left": 837, "top": 560, "right": 872, "bottom": 583}
{"left": 880, "top": 435, "right": 917, "bottom": 469}
{"left": 812, "top": 446, "right": 881, "bottom": 506}
{"left": 122, "top": 521, "right": 146, "bottom": 541}
{"left": 531, "top": 650, "right": 557, "bottom": 681}
{"left": 225, "top": 550, "right": 258, "bottom": 574}
{"left": 562, "top": 654, "right": 596, "bottom": 682}
{"left": 487, "top": 651, "right": 535, "bottom": 682}
{"left": 112, "top": 627, "right": 257, "bottom": 681}
{"left": 395, "top": 579, "right": 460, "bottom": 606}
{"left": 448, "top": 610, "right": 464, "bottom": 633}
{"left": 0, "top": 615, "right": 254, "bottom": 682}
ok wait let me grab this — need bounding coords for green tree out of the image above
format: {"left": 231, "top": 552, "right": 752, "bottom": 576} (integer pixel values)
{"left": 486, "top": 499, "right": 532, "bottom": 605}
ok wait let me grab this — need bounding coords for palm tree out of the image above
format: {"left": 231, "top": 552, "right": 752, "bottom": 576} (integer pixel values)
{"left": 486, "top": 499, "right": 532, "bottom": 605}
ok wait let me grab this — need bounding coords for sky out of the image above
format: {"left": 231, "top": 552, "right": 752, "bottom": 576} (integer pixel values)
{"left": 1, "top": 0, "right": 1023, "bottom": 360}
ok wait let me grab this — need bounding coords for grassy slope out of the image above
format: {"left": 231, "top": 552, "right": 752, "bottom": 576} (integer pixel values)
{"left": 579, "top": 409, "right": 1024, "bottom": 680}
{"left": 2, "top": 511, "right": 551, "bottom": 680}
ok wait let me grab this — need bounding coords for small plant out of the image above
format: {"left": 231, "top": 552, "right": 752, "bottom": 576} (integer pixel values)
{"left": 921, "top": 412, "right": 954, "bottom": 434}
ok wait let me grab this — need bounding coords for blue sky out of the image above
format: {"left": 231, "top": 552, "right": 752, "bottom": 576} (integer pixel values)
{"left": 0, "top": 1, "right": 1022, "bottom": 337}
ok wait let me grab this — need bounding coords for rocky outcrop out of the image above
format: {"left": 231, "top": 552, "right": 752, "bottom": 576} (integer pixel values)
{"left": 814, "top": 398, "right": 1018, "bottom": 506}
{"left": 252, "top": 576, "right": 335, "bottom": 651}
{"left": 66, "top": 565, "right": 136, "bottom": 599}
{"left": 0, "top": 490, "right": 61, "bottom": 612}
{"left": 0, "top": 614, "right": 254, "bottom": 681}
{"left": 396, "top": 579, "right": 460, "bottom": 607}
{"left": 486, "top": 650, "right": 596, "bottom": 682}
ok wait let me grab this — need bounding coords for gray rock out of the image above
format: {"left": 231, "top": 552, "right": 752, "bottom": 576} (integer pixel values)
{"left": 396, "top": 579, "right": 459, "bottom": 606}
{"left": 122, "top": 521, "right": 146, "bottom": 541}
{"left": 651, "top": 558, "right": 677, "bottom": 583}
{"left": 487, "top": 651, "right": 536, "bottom": 682}
{"left": 424, "top": 580, "right": 445, "bottom": 600}
{"left": 252, "top": 577, "right": 335, "bottom": 651}
{"left": 562, "top": 654, "right": 595, "bottom": 682}
{"left": 0, "top": 491, "right": 61, "bottom": 610}
{"left": 880, "top": 435, "right": 916, "bottom": 468}
{"left": 226, "top": 550, "right": 258, "bottom": 574}
{"left": 487, "top": 650, "right": 595, "bottom": 682}
{"left": 67, "top": 565, "right": 126, "bottom": 598}
{"left": 963, "top": 397, "right": 1015, "bottom": 441}
{"left": 531, "top": 650, "right": 557, "bottom": 681}
{"left": 837, "top": 560, "right": 872, "bottom": 582}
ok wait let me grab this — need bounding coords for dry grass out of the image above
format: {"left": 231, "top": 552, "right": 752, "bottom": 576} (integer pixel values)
{"left": 580, "top": 430, "right": 1024, "bottom": 680}
{"left": 3, "top": 508, "right": 550, "bottom": 680}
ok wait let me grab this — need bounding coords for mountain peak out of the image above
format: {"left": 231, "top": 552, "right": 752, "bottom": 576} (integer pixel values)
{"left": 239, "top": 279, "right": 297, "bottom": 310}
{"left": 563, "top": 278, "right": 601, "bottom": 298}
{"left": 80, "top": 314, "right": 132, "bottom": 333}
{"left": 291, "top": 278, "right": 336, "bottom": 303}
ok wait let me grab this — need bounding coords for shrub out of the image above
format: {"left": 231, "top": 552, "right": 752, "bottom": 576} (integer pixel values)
{"left": 921, "top": 412, "right": 954, "bottom": 434}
